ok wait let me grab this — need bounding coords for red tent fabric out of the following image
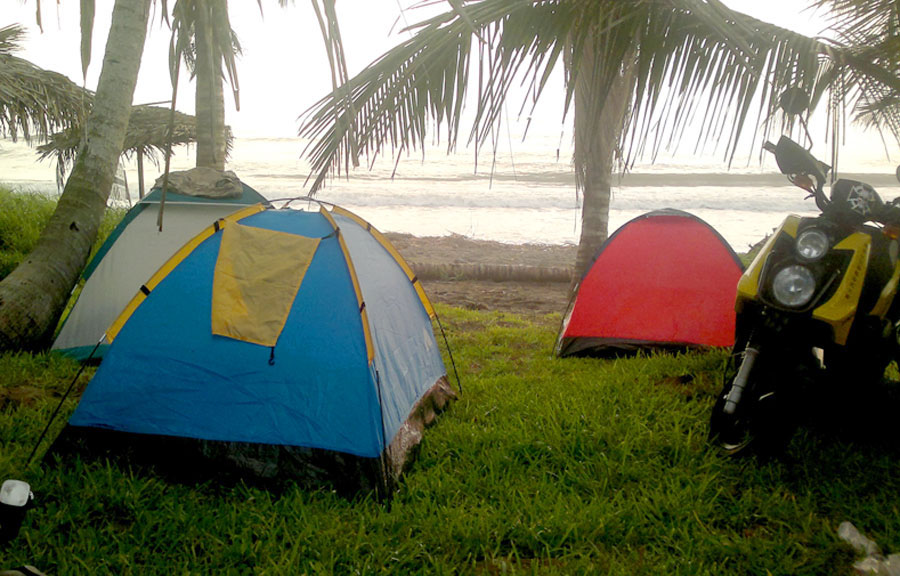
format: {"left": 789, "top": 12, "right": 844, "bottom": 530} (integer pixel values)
{"left": 557, "top": 210, "right": 743, "bottom": 357}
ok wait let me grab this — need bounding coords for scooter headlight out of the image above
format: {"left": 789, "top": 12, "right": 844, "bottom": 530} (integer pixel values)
{"left": 795, "top": 228, "right": 829, "bottom": 261}
{"left": 772, "top": 265, "right": 816, "bottom": 308}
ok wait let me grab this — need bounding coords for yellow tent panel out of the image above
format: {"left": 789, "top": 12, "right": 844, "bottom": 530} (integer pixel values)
{"left": 212, "top": 222, "right": 320, "bottom": 346}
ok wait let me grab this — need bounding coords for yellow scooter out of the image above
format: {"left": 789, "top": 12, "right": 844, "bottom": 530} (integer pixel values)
{"left": 710, "top": 135, "right": 900, "bottom": 454}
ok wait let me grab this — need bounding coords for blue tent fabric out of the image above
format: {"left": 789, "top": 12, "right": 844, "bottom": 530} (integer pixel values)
{"left": 61, "top": 207, "right": 452, "bottom": 489}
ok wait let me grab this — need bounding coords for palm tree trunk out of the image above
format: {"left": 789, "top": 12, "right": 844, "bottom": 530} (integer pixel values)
{"left": 571, "top": 43, "right": 634, "bottom": 293}
{"left": 0, "top": 0, "right": 151, "bottom": 352}
{"left": 195, "top": 0, "right": 226, "bottom": 170}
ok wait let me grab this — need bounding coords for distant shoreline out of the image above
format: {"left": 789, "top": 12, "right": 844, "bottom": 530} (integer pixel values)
{"left": 316, "top": 170, "right": 900, "bottom": 188}
{"left": 616, "top": 172, "right": 900, "bottom": 188}
{"left": 4, "top": 171, "right": 899, "bottom": 191}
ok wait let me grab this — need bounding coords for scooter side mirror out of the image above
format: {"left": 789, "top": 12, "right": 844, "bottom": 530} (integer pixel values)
{"left": 773, "top": 136, "right": 829, "bottom": 185}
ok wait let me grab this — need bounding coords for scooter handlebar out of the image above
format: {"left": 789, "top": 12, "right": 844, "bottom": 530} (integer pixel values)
{"left": 764, "top": 136, "right": 830, "bottom": 210}
{"left": 876, "top": 203, "right": 900, "bottom": 227}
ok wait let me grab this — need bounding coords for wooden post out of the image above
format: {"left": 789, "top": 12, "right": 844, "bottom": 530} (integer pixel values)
{"left": 137, "top": 148, "right": 145, "bottom": 199}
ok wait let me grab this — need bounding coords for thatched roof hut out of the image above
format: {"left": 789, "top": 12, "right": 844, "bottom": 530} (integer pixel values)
{"left": 37, "top": 105, "right": 233, "bottom": 198}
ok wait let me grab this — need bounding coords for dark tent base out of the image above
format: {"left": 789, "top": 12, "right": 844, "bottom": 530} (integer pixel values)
{"left": 556, "top": 336, "right": 717, "bottom": 358}
{"left": 48, "top": 377, "right": 456, "bottom": 496}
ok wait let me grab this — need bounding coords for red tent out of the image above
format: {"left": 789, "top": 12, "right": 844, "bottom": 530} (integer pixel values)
{"left": 556, "top": 210, "right": 744, "bottom": 357}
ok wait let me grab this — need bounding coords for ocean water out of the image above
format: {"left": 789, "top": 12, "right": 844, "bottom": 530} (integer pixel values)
{"left": 2, "top": 136, "right": 899, "bottom": 252}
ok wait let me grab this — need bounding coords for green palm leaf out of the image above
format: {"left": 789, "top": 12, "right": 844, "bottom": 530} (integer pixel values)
{"left": 814, "top": 0, "right": 900, "bottom": 141}
{"left": 0, "top": 24, "right": 89, "bottom": 144}
{"left": 300, "top": 0, "right": 897, "bottom": 194}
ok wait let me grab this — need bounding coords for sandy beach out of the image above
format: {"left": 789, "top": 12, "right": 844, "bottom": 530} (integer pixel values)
{"left": 384, "top": 232, "right": 577, "bottom": 317}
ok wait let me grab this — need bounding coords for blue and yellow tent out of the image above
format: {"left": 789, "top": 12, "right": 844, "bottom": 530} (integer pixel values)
{"left": 56, "top": 204, "right": 455, "bottom": 491}
{"left": 52, "top": 183, "right": 269, "bottom": 360}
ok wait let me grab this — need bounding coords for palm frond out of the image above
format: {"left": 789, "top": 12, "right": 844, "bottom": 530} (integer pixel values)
{"left": 814, "top": 0, "right": 900, "bottom": 143}
{"left": 299, "top": 0, "right": 830, "bottom": 193}
{"left": 170, "top": 0, "right": 197, "bottom": 79}
{"left": 211, "top": 0, "right": 241, "bottom": 110}
{"left": 0, "top": 23, "right": 26, "bottom": 56}
{"left": 168, "top": 0, "right": 243, "bottom": 107}
{"left": 301, "top": 0, "right": 900, "bottom": 193}
{"left": 620, "top": 0, "right": 825, "bottom": 165}
{"left": 0, "top": 25, "right": 91, "bottom": 144}
{"left": 814, "top": 0, "right": 897, "bottom": 33}
{"left": 300, "top": 1, "right": 569, "bottom": 192}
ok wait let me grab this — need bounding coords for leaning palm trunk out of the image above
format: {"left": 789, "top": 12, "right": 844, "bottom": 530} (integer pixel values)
{"left": 0, "top": 0, "right": 151, "bottom": 352}
{"left": 571, "top": 43, "right": 634, "bottom": 290}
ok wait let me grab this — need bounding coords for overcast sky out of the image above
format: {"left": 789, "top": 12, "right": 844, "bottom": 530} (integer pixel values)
{"left": 9, "top": 1, "right": 426, "bottom": 137}
{"left": 6, "top": 0, "right": 898, "bottom": 169}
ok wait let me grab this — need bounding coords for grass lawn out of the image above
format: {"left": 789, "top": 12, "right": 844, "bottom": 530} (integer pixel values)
{"left": 0, "top": 187, "right": 125, "bottom": 281}
{"left": 1, "top": 305, "right": 898, "bottom": 574}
